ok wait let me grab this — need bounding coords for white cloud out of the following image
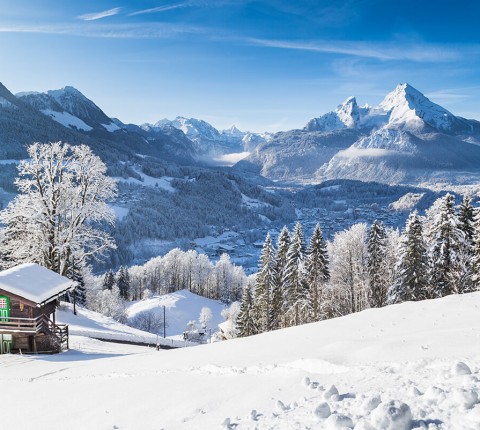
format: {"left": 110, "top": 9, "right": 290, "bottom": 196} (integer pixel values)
{"left": 78, "top": 7, "right": 122, "bottom": 21}
{"left": 129, "top": 4, "right": 188, "bottom": 17}
{"left": 0, "top": 22, "right": 203, "bottom": 39}
{"left": 247, "top": 38, "right": 464, "bottom": 63}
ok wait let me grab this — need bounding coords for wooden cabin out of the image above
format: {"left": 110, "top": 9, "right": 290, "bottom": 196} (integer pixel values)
{"left": 0, "top": 263, "right": 74, "bottom": 354}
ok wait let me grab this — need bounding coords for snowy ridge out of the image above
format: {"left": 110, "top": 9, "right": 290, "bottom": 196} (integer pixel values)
{"left": 143, "top": 116, "right": 268, "bottom": 157}
{"left": 380, "top": 83, "right": 460, "bottom": 131}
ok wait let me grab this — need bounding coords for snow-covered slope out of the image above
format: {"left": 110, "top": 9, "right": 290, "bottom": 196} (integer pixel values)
{"left": 126, "top": 289, "right": 226, "bottom": 339}
{"left": 1, "top": 292, "right": 479, "bottom": 429}
{"left": 56, "top": 302, "right": 186, "bottom": 347}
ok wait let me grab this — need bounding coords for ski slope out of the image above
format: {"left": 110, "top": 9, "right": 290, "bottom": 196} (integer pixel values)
{"left": 1, "top": 293, "right": 480, "bottom": 429}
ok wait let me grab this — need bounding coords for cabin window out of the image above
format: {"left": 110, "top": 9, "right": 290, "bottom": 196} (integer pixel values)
{"left": 20, "top": 303, "right": 24, "bottom": 311}
{"left": 0, "top": 296, "right": 10, "bottom": 321}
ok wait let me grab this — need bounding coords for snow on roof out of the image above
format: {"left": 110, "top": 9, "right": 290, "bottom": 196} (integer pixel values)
{"left": 0, "top": 263, "right": 74, "bottom": 304}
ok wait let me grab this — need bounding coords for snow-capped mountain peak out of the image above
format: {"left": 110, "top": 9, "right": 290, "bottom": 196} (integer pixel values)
{"left": 336, "top": 96, "right": 360, "bottom": 128}
{"left": 379, "top": 83, "right": 459, "bottom": 131}
{"left": 222, "top": 125, "right": 244, "bottom": 136}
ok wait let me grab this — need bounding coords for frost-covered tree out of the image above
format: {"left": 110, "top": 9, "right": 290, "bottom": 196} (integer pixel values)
{"left": 236, "top": 284, "right": 257, "bottom": 337}
{"left": 116, "top": 266, "right": 131, "bottom": 300}
{"left": 458, "top": 195, "right": 475, "bottom": 245}
{"left": 271, "top": 226, "right": 290, "bottom": 329}
{"left": 388, "top": 211, "right": 429, "bottom": 303}
{"left": 219, "top": 301, "right": 241, "bottom": 339}
{"left": 282, "top": 222, "right": 308, "bottom": 326}
{"left": 102, "top": 270, "right": 116, "bottom": 290}
{"left": 199, "top": 307, "right": 213, "bottom": 329}
{"left": 304, "top": 223, "right": 329, "bottom": 321}
{"left": 457, "top": 195, "right": 475, "bottom": 293}
{"left": 252, "top": 233, "right": 277, "bottom": 332}
{"left": 426, "top": 194, "right": 464, "bottom": 297}
{"left": 367, "top": 220, "right": 388, "bottom": 308}
{"left": 0, "top": 142, "right": 117, "bottom": 276}
{"left": 329, "top": 223, "right": 368, "bottom": 315}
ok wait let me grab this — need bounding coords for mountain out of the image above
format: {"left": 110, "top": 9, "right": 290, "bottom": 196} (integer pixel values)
{"left": 18, "top": 86, "right": 121, "bottom": 132}
{"left": 238, "top": 83, "right": 480, "bottom": 185}
{"left": 143, "top": 116, "right": 268, "bottom": 157}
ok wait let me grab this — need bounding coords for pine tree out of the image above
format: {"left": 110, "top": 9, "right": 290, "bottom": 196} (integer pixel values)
{"left": 388, "top": 211, "right": 429, "bottom": 303}
{"left": 236, "top": 284, "right": 257, "bottom": 337}
{"left": 67, "top": 259, "right": 87, "bottom": 306}
{"left": 304, "top": 223, "right": 330, "bottom": 321}
{"left": 457, "top": 195, "right": 475, "bottom": 293}
{"left": 116, "top": 266, "right": 131, "bottom": 300}
{"left": 103, "top": 270, "right": 115, "bottom": 290}
{"left": 471, "top": 210, "right": 480, "bottom": 291}
{"left": 428, "top": 194, "right": 464, "bottom": 297}
{"left": 458, "top": 195, "right": 475, "bottom": 244}
{"left": 271, "top": 226, "right": 290, "bottom": 329}
{"left": 252, "top": 234, "right": 277, "bottom": 333}
{"left": 282, "top": 222, "right": 308, "bottom": 326}
{"left": 367, "top": 220, "right": 388, "bottom": 308}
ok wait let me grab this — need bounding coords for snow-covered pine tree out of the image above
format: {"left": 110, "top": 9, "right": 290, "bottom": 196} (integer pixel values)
{"left": 367, "top": 220, "right": 388, "bottom": 308}
{"left": 457, "top": 195, "right": 475, "bottom": 293}
{"left": 282, "top": 222, "right": 308, "bottom": 326}
{"left": 103, "top": 270, "right": 116, "bottom": 290}
{"left": 471, "top": 209, "right": 480, "bottom": 291}
{"left": 116, "top": 266, "right": 131, "bottom": 300}
{"left": 427, "top": 194, "right": 464, "bottom": 297}
{"left": 252, "top": 233, "right": 277, "bottom": 333}
{"left": 272, "top": 226, "right": 290, "bottom": 329}
{"left": 388, "top": 211, "right": 429, "bottom": 303}
{"left": 236, "top": 284, "right": 257, "bottom": 337}
{"left": 304, "top": 223, "right": 330, "bottom": 321}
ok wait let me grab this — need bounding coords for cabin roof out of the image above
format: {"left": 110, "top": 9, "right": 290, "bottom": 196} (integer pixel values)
{"left": 0, "top": 263, "right": 74, "bottom": 304}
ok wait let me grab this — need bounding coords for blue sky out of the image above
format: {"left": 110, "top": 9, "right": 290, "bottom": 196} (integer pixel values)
{"left": 1, "top": 0, "right": 479, "bottom": 132}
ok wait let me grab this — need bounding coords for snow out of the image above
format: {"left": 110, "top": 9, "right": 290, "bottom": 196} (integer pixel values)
{"left": 1, "top": 292, "right": 479, "bottom": 429}
{"left": 0, "top": 96, "right": 15, "bottom": 108}
{"left": 0, "top": 263, "right": 74, "bottom": 304}
{"left": 389, "top": 192, "right": 425, "bottom": 212}
{"left": 115, "top": 170, "right": 175, "bottom": 192}
{"left": 241, "top": 193, "right": 271, "bottom": 209}
{"left": 102, "top": 122, "right": 121, "bottom": 132}
{"left": 41, "top": 109, "right": 93, "bottom": 131}
{"left": 110, "top": 204, "right": 129, "bottom": 220}
{"left": 56, "top": 302, "right": 186, "bottom": 348}
{"left": 126, "top": 290, "right": 226, "bottom": 339}
{"left": 379, "top": 83, "right": 457, "bottom": 131}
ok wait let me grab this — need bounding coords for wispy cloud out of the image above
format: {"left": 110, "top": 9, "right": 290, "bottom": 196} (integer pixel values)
{"left": 0, "top": 22, "right": 203, "bottom": 39}
{"left": 129, "top": 3, "right": 188, "bottom": 17}
{"left": 247, "top": 38, "right": 465, "bottom": 63}
{"left": 78, "top": 7, "right": 122, "bottom": 21}
{"left": 129, "top": 0, "right": 240, "bottom": 16}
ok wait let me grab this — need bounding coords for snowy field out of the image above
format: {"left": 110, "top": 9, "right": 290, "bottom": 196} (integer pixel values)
{"left": 126, "top": 289, "right": 226, "bottom": 339}
{"left": 1, "top": 293, "right": 479, "bottom": 429}
{"left": 57, "top": 302, "right": 187, "bottom": 348}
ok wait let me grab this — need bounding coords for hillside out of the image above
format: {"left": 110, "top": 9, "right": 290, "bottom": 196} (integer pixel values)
{"left": 126, "top": 290, "right": 227, "bottom": 339}
{"left": 1, "top": 292, "right": 479, "bottom": 429}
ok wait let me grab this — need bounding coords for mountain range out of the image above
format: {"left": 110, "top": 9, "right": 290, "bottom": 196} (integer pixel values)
{"left": 237, "top": 83, "right": 480, "bottom": 184}
{"left": 1, "top": 81, "right": 479, "bottom": 186}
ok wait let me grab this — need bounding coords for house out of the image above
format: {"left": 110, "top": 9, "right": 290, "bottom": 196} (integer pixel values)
{"left": 0, "top": 263, "right": 75, "bottom": 354}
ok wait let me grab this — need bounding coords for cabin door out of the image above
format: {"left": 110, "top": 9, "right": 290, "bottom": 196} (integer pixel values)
{"left": 0, "top": 296, "right": 10, "bottom": 322}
